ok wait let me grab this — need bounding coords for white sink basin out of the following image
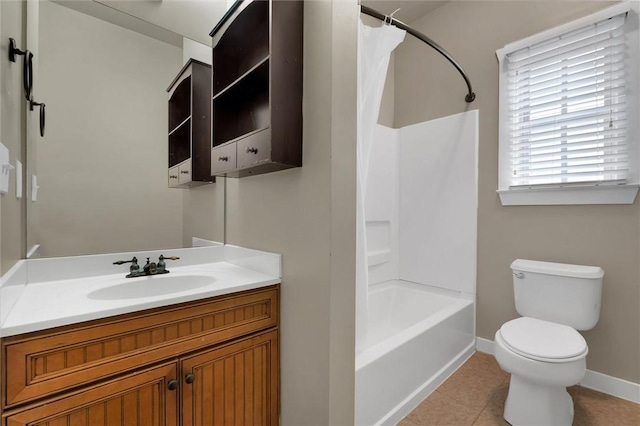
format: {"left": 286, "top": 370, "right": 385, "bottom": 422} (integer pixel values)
{"left": 87, "top": 274, "right": 215, "bottom": 300}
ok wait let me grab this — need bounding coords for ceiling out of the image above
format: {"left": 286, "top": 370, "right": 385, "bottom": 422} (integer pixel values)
{"left": 360, "top": 0, "right": 448, "bottom": 24}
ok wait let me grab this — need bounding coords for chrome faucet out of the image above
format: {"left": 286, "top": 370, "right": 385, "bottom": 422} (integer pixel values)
{"left": 113, "top": 255, "right": 180, "bottom": 278}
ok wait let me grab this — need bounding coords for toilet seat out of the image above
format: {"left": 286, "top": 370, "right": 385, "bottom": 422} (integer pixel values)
{"left": 499, "top": 317, "right": 588, "bottom": 362}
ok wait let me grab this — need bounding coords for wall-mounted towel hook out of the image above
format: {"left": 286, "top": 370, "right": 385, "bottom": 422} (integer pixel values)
{"left": 8, "top": 38, "right": 33, "bottom": 100}
{"left": 29, "top": 98, "right": 46, "bottom": 137}
{"left": 9, "top": 38, "right": 24, "bottom": 62}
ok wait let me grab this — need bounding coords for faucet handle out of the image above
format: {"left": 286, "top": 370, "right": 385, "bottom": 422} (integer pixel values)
{"left": 159, "top": 255, "right": 180, "bottom": 261}
{"left": 157, "top": 255, "right": 179, "bottom": 274}
{"left": 113, "top": 256, "right": 138, "bottom": 265}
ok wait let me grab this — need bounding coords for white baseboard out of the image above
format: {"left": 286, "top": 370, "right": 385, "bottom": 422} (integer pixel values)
{"left": 476, "top": 337, "right": 640, "bottom": 405}
{"left": 475, "top": 336, "right": 495, "bottom": 355}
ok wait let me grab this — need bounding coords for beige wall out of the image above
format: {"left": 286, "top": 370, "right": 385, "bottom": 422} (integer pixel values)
{"left": 182, "top": 182, "right": 224, "bottom": 246}
{"left": 224, "top": 1, "right": 357, "bottom": 424}
{"left": 1, "top": 1, "right": 27, "bottom": 274}
{"left": 394, "top": 1, "right": 639, "bottom": 383}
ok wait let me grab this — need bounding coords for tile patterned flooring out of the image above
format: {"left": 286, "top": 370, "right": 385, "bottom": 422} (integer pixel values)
{"left": 397, "top": 352, "right": 640, "bottom": 426}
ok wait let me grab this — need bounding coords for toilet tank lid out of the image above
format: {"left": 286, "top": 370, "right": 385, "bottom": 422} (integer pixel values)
{"left": 511, "top": 259, "right": 604, "bottom": 279}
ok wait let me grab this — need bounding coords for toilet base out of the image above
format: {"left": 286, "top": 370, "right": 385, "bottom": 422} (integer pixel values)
{"left": 504, "top": 374, "right": 574, "bottom": 426}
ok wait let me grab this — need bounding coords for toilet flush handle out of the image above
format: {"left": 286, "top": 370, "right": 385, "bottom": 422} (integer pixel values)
{"left": 513, "top": 272, "right": 525, "bottom": 279}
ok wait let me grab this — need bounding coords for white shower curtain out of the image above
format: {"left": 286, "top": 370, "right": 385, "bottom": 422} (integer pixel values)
{"left": 356, "top": 21, "right": 405, "bottom": 353}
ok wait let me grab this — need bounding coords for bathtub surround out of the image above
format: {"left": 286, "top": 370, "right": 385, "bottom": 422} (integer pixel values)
{"left": 356, "top": 110, "right": 478, "bottom": 425}
{"left": 357, "top": 20, "right": 406, "bottom": 353}
{"left": 364, "top": 111, "right": 478, "bottom": 293}
{"left": 393, "top": 0, "right": 640, "bottom": 386}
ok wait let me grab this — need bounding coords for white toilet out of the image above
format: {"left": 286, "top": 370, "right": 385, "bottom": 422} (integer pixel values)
{"left": 494, "top": 259, "right": 604, "bottom": 426}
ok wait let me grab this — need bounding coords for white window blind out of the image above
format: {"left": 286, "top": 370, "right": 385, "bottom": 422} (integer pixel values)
{"left": 507, "top": 12, "right": 628, "bottom": 188}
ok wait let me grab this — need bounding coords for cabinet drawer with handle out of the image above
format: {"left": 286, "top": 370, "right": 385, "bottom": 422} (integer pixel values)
{"left": 237, "top": 128, "right": 271, "bottom": 169}
{"left": 178, "top": 160, "right": 192, "bottom": 185}
{"left": 168, "top": 165, "right": 180, "bottom": 187}
{"left": 211, "top": 143, "right": 237, "bottom": 175}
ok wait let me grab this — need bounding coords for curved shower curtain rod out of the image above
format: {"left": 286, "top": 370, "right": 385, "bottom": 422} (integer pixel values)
{"left": 360, "top": 5, "right": 476, "bottom": 103}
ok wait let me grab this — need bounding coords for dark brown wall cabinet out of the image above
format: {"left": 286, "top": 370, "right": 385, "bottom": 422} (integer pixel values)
{"left": 210, "top": 0, "right": 303, "bottom": 178}
{"left": 167, "top": 59, "right": 213, "bottom": 188}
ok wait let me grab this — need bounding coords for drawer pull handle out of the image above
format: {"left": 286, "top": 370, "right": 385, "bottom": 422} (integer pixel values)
{"left": 167, "top": 379, "right": 179, "bottom": 391}
{"left": 246, "top": 147, "right": 258, "bottom": 154}
{"left": 169, "top": 175, "right": 178, "bottom": 179}
{"left": 185, "top": 373, "right": 195, "bottom": 384}
{"left": 181, "top": 170, "right": 189, "bottom": 174}
{"left": 218, "top": 156, "right": 229, "bottom": 162}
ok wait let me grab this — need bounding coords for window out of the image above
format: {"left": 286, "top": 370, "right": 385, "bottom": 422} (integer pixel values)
{"left": 497, "top": 2, "right": 639, "bottom": 205}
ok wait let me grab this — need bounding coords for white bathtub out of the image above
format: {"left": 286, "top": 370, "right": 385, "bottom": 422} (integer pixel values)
{"left": 355, "top": 280, "right": 475, "bottom": 426}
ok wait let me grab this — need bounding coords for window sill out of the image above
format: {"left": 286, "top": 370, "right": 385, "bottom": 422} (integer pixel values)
{"left": 497, "top": 184, "right": 639, "bottom": 206}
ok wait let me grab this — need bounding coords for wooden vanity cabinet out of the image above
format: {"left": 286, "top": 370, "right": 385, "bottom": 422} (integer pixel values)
{"left": 4, "top": 362, "right": 179, "bottom": 426}
{"left": 1, "top": 285, "right": 279, "bottom": 426}
{"left": 167, "top": 58, "right": 214, "bottom": 188}
{"left": 210, "top": 0, "right": 303, "bottom": 178}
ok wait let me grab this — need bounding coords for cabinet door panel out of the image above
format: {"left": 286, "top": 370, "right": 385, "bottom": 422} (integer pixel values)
{"left": 5, "top": 363, "right": 178, "bottom": 426}
{"left": 182, "top": 330, "right": 278, "bottom": 426}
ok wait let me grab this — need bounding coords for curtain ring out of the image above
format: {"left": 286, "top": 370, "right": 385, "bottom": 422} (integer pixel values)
{"left": 386, "top": 8, "right": 401, "bottom": 25}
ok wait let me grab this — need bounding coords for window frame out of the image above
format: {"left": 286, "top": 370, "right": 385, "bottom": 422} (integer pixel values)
{"left": 496, "top": 1, "right": 639, "bottom": 206}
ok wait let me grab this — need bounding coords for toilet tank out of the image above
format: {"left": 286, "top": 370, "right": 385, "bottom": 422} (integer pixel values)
{"left": 511, "top": 259, "right": 604, "bottom": 330}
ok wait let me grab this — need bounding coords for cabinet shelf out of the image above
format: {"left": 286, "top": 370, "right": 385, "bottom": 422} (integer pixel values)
{"left": 213, "top": 55, "right": 270, "bottom": 101}
{"left": 168, "top": 76, "right": 191, "bottom": 132}
{"left": 213, "top": 59, "right": 269, "bottom": 147}
{"left": 168, "top": 115, "right": 191, "bottom": 137}
{"left": 212, "top": 0, "right": 269, "bottom": 96}
{"left": 169, "top": 117, "right": 191, "bottom": 168}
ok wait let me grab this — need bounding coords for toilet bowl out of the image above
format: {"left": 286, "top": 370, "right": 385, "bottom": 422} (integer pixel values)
{"left": 494, "top": 259, "right": 603, "bottom": 426}
{"left": 494, "top": 317, "right": 588, "bottom": 426}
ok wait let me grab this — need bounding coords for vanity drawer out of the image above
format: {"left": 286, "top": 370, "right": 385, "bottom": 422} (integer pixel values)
{"left": 2, "top": 285, "right": 279, "bottom": 409}
{"left": 211, "top": 143, "right": 236, "bottom": 175}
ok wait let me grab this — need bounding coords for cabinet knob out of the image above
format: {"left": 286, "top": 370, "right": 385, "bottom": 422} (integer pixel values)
{"left": 185, "top": 373, "right": 195, "bottom": 384}
{"left": 246, "top": 147, "right": 258, "bottom": 154}
{"left": 167, "top": 379, "right": 179, "bottom": 391}
{"left": 181, "top": 170, "right": 189, "bottom": 174}
{"left": 169, "top": 175, "right": 178, "bottom": 179}
{"left": 218, "top": 156, "right": 229, "bottom": 162}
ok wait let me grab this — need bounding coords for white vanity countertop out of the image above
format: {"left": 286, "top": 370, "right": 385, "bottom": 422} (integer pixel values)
{"left": 0, "top": 245, "right": 281, "bottom": 337}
